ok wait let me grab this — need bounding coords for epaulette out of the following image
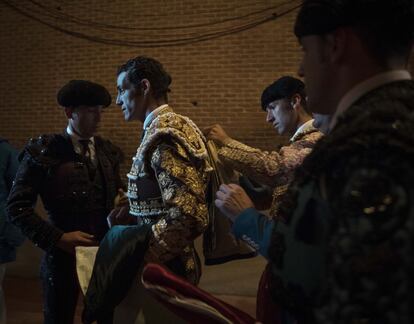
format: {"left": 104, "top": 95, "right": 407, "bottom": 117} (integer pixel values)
{"left": 22, "top": 134, "right": 63, "bottom": 167}
{"left": 138, "top": 112, "right": 208, "bottom": 163}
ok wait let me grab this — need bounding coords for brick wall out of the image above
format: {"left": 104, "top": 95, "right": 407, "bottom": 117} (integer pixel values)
{"left": 0, "top": 0, "right": 300, "bottom": 176}
{"left": 0, "top": 1, "right": 413, "bottom": 178}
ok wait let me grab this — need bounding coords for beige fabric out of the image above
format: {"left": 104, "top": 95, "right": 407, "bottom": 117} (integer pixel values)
{"left": 114, "top": 268, "right": 186, "bottom": 324}
{"left": 75, "top": 248, "right": 185, "bottom": 323}
{"left": 75, "top": 246, "right": 98, "bottom": 295}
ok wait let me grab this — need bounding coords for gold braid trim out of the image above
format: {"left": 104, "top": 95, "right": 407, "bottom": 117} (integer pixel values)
{"left": 135, "top": 111, "right": 211, "bottom": 174}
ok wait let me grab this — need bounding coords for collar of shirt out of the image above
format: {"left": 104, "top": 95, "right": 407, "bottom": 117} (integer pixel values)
{"left": 290, "top": 119, "right": 315, "bottom": 142}
{"left": 66, "top": 124, "right": 96, "bottom": 161}
{"left": 329, "top": 70, "right": 412, "bottom": 132}
{"left": 143, "top": 104, "right": 170, "bottom": 130}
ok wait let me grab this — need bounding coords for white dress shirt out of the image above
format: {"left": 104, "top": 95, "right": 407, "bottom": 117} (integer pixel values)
{"left": 66, "top": 124, "right": 97, "bottom": 165}
{"left": 143, "top": 104, "right": 169, "bottom": 130}
{"left": 290, "top": 119, "right": 315, "bottom": 142}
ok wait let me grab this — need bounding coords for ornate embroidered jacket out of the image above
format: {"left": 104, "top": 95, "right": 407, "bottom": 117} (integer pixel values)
{"left": 217, "top": 120, "right": 322, "bottom": 219}
{"left": 127, "top": 106, "right": 211, "bottom": 284}
{"left": 269, "top": 80, "right": 414, "bottom": 324}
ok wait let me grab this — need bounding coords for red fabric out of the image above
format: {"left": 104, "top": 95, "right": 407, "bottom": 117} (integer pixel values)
{"left": 256, "top": 263, "right": 282, "bottom": 324}
{"left": 142, "top": 263, "right": 257, "bottom": 324}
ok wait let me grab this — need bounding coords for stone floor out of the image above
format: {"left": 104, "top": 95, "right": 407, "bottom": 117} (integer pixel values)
{"left": 4, "top": 277, "right": 258, "bottom": 324}
{"left": 5, "top": 236, "right": 267, "bottom": 323}
{"left": 4, "top": 253, "right": 266, "bottom": 323}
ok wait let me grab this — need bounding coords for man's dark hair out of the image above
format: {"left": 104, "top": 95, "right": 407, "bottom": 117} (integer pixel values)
{"left": 117, "top": 56, "right": 172, "bottom": 100}
{"left": 294, "top": 0, "right": 414, "bottom": 66}
{"left": 261, "top": 76, "right": 308, "bottom": 113}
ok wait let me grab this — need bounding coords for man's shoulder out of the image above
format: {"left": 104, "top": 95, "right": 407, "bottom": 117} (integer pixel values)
{"left": 0, "top": 140, "right": 16, "bottom": 167}
{"left": 370, "top": 79, "right": 414, "bottom": 102}
{"left": 0, "top": 139, "right": 15, "bottom": 155}
{"left": 300, "top": 113, "right": 414, "bottom": 207}
{"left": 338, "top": 79, "right": 414, "bottom": 130}
{"left": 143, "top": 111, "right": 208, "bottom": 161}
{"left": 293, "top": 129, "right": 323, "bottom": 147}
{"left": 289, "top": 106, "right": 414, "bottom": 208}
{"left": 21, "top": 133, "right": 70, "bottom": 166}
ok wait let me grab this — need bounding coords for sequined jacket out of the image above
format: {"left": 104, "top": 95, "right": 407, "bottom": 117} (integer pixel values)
{"left": 218, "top": 120, "right": 322, "bottom": 219}
{"left": 6, "top": 133, "right": 124, "bottom": 252}
{"left": 268, "top": 80, "right": 414, "bottom": 324}
{"left": 127, "top": 106, "right": 211, "bottom": 284}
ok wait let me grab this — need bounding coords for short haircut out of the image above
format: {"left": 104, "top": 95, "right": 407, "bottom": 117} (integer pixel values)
{"left": 117, "top": 56, "right": 172, "bottom": 100}
{"left": 57, "top": 80, "right": 111, "bottom": 108}
{"left": 294, "top": 0, "right": 414, "bottom": 65}
{"left": 261, "top": 76, "right": 308, "bottom": 113}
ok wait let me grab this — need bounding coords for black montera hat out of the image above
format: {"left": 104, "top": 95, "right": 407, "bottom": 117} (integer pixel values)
{"left": 261, "top": 76, "right": 305, "bottom": 110}
{"left": 57, "top": 80, "right": 112, "bottom": 108}
{"left": 294, "top": 0, "right": 414, "bottom": 38}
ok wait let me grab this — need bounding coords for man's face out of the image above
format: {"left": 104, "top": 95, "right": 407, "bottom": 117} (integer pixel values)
{"left": 69, "top": 105, "right": 103, "bottom": 138}
{"left": 116, "top": 71, "right": 145, "bottom": 122}
{"left": 298, "top": 35, "right": 335, "bottom": 114}
{"left": 265, "top": 98, "right": 297, "bottom": 136}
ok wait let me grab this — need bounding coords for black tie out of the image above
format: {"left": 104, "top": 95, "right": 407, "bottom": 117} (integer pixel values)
{"left": 78, "top": 139, "right": 95, "bottom": 179}
{"left": 79, "top": 139, "right": 92, "bottom": 159}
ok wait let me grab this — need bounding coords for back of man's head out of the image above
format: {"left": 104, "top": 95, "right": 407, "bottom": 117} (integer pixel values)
{"left": 295, "top": 0, "right": 414, "bottom": 66}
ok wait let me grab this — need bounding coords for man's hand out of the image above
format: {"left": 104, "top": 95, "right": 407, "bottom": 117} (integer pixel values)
{"left": 56, "top": 231, "right": 98, "bottom": 254}
{"left": 114, "top": 188, "right": 128, "bottom": 207}
{"left": 203, "top": 124, "right": 231, "bottom": 146}
{"left": 215, "top": 183, "right": 254, "bottom": 222}
{"left": 107, "top": 206, "right": 136, "bottom": 228}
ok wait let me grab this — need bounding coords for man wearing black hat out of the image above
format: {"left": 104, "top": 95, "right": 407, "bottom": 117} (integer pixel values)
{"left": 206, "top": 76, "right": 322, "bottom": 257}
{"left": 7, "top": 80, "right": 125, "bottom": 324}
{"left": 265, "top": 0, "right": 414, "bottom": 323}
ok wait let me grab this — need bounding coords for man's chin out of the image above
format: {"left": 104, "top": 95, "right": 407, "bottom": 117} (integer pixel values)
{"left": 275, "top": 127, "right": 283, "bottom": 135}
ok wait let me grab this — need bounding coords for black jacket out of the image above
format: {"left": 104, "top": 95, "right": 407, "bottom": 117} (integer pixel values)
{"left": 6, "top": 132, "right": 124, "bottom": 251}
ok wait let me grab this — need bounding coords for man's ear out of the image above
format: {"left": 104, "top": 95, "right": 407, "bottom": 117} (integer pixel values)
{"left": 327, "top": 27, "right": 348, "bottom": 64}
{"left": 291, "top": 94, "right": 301, "bottom": 110}
{"left": 141, "top": 79, "right": 151, "bottom": 96}
{"left": 64, "top": 107, "right": 74, "bottom": 119}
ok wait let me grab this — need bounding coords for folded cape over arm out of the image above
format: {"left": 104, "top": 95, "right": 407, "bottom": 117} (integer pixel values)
{"left": 81, "top": 224, "right": 151, "bottom": 324}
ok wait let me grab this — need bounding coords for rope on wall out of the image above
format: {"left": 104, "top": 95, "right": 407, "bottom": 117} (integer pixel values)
{"left": 0, "top": 0, "right": 302, "bottom": 47}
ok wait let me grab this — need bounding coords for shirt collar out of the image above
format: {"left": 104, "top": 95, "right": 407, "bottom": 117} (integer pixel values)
{"left": 290, "top": 119, "right": 315, "bottom": 142}
{"left": 143, "top": 104, "right": 170, "bottom": 130}
{"left": 329, "top": 70, "right": 412, "bottom": 131}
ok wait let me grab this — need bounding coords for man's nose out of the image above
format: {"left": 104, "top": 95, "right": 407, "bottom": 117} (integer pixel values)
{"left": 116, "top": 94, "right": 122, "bottom": 106}
{"left": 266, "top": 110, "right": 273, "bottom": 123}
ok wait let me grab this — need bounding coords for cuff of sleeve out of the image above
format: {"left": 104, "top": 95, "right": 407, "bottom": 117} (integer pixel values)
{"left": 232, "top": 207, "right": 261, "bottom": 240}
{"left": 34, "top": 226, "right": 64, "bottom": 252}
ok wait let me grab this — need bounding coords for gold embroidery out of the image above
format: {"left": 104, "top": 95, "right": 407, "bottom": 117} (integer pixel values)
{"left": 218, "top": 131, "right": 322, "bottom": 220}
{"left": 127, "top": 107, "right": 210, "bottom": 283}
